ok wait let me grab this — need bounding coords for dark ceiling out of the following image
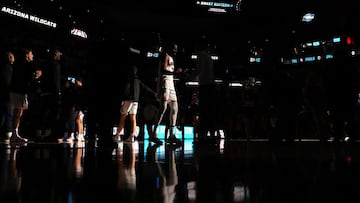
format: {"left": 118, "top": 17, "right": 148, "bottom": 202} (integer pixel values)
{"left": 1, "top": 0, "right": 359, "bottom": 56}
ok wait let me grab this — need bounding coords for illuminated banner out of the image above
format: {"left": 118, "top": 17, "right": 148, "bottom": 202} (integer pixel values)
{"left": 1, "top": 6, "right": 57, "bottom": 28}
{"left": 196, "top": 1, "right": 236, "bottom": 13}
{"left": 70, "top": 28, "right": 88, "bottom": 39}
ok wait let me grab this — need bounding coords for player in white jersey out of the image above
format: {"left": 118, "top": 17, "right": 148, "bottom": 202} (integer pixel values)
{"left": 150, "top": 43, "right": 182, "bottom": 145}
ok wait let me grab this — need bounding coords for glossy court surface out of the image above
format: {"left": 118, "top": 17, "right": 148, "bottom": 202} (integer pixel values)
{"left": 1, "top": 137, "right": 360, "bottom": 203}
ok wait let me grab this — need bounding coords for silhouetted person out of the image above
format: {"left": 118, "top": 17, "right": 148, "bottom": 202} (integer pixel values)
{"left": 0, "top": 51, "right": 14, "bottom": 143}
{"left": 323, "top": 44, "right": 357, "bottom": 142}
{"left": 192, "top": 36, "right": 216, "bottom": 142}
{"left": 302, "top": 63, "right": 329, "bottom": 141}
{"left": 58, "top": 79, "right": 78, "bottom": 143}
{"left": 28, "top": 67, "right": 45, "bottom": 140}
{"left": 261, "top": 46, "right": 303, "bottom": 143}
{"left": 41, "top": 48, "right": 63, "bottom": 141}
{"left": 8, "top": 48, "right": 35, "bottom": 143}
{"left": 114, "top": 64, "right": 157, "bottom": 143}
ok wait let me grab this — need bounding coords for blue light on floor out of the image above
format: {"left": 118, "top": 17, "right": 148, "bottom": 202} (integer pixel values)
{"left": 144, "top": 124, "right": 194, "bottom": 140}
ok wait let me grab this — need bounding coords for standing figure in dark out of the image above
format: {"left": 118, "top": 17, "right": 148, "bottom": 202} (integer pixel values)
{"left": 113, "top": 63, "right": 157, "bottom": 143}
{"left": 28, "top": 67, "right": 46, "bottom": 140}
{"left": 261, "top": 45, "right": 303, "bottom": 143}
{"left": 0, "top": 51, "right": 14, "bottom": 143}
{"left": 41, "top": 48, "right": 63, "bottom": 141}
{"left": 8, "top": 48, "right": 36, "bottom": 143}
{"left": 56, "top": 76, "right": 86, "bottom": 142}
{"left": 192, "top": 36, "right": 216, "bottom": 142}
{"left": 324, "top": 44, "right": 358, "bottom": 142}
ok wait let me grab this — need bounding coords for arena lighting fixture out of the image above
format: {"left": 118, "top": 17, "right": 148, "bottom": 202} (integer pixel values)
{"left": 346, "top": 36, "right": 355, "bottom": 45}
{"left": 191, "top": 55, "right": 197, "bottom": 59}
{"left": 249, "top": 57, "right": 261, "bottom": 63}
{"left": 291, "top": 59, "right": 298, "bottom": 64}
{"left": 129, "top": 47, "right": 140, "bottom": 54}
{"left": 146, "top": 52, "right": 159, "bottom": 58}
{"left": 185, "top": 81, "right": 199, "bottom": 86}
{"left": 302, "top": 12, "right": 315, "bottom": 22}
{"left": 211, "top": 55, "right": 219, "bottom": 60}
{"left": 228, "top": 82, "right": 243, "bottom": 87}
{"left": 312, "top": 41, "right": 320, "bottom": 46}
{"left": 351, "top": 50, "right": 356, "bottom": 56}
{"left": 208, "top": 7, "right": 226, "bottom": 13}
{"left": 191, "top": 55, "right": 218, "bottom": 60}
{"left": 333, "top": 37, "right": 341, "bottom": 43}
{"left": 235, "top": 0, "right": 243, "bottom": 11}
{"left": 185, "top": 80, "right": 222, "bottom": 86}
{"left": 325, "top": 54, "right": 333, "bottom": 59}
{"left": 304, "top": 56, "right": 316, "bottom": 62}
{"left": 214, "top": 79, "right": 223, "bottom": 83}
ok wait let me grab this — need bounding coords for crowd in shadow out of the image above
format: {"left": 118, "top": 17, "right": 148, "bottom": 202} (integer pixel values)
{"left": 1, "top": 37, "right": 360, "bottom": 146}
{"left": 222, "top": 43, "right": 360, "bottom": 143}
